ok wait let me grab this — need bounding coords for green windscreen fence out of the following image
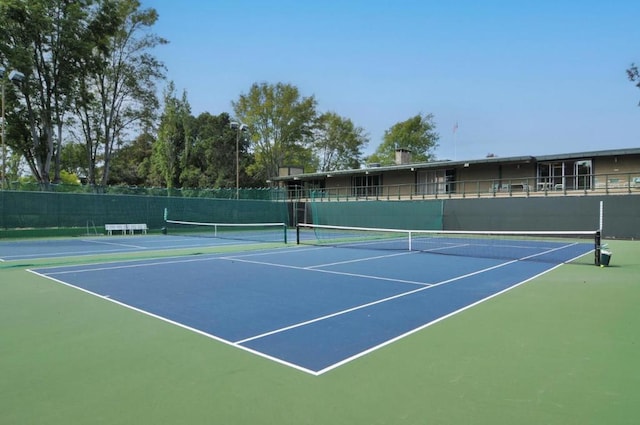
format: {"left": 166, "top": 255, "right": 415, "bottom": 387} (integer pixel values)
{"left": 309, "top": 200, "right": 444, "bottom": 230}
{"left": 0, "top": 190, "right": 289, "bottom": 237}
{"left": 3, "top": 182, "right": 287, "bottom": 200}
{"left": 163, "top": 196, "right": 289, "bottom": 224}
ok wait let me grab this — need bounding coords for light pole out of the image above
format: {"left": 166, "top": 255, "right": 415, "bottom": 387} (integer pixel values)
{"left": 0, "top": 68, "right": 25, "bottom": 189}
{"left": 230, "top": 121, "right": 248, "bottom": 199}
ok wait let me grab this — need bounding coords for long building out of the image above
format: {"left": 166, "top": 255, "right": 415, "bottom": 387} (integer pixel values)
{"left": 273, "top": 147, "right": 640, "bottom": 200}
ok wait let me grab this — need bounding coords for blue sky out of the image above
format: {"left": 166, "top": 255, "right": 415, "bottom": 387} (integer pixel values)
{"left": 142, "top": 0, "right": 640, "bottom": 161}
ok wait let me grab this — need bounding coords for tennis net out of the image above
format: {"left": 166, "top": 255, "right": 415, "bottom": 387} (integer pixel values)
{"left": 165, "top": 219, "right": 288, "bottom": 244}
{"left": 296, "top": 223, "right": 600, "bottom": 264}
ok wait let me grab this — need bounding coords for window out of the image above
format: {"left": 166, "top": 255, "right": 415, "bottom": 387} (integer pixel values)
{"left": 416, "top": 170, "right": 448, "bottom": 195}
{"left": 573, "top": 160, "right": 592, "bottom": 190}
{"left": 537, "top": 159, "right": 592, "bottom": 190}
{"left": 352, "top": 174, "right": 381, "bottom": 197}
{"left": 301, "top": 179, "right": 325, "bottom": 199}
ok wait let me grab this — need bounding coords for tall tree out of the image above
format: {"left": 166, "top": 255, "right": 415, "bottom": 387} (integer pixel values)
{"left": 73, "top": 0, "right": 166, "bottom": 186}
{"left": 0, "top": 0, "right": 119, "bottom": 184}
{"left": 0, "top": 0, "right": 164, "bottom": 185}
{"left": 107, "top": 130, "right": 154, "bottom": 186}
{"left": 628, "top": 63, "right": 640, "bottom": 105}
{"left": 151, "top": 82, "right": 191, "bottom": 188}
{"left": 232, "top": 82, "right": 317, "bottom": 181}
{"left": 183, "top": 112, "right": 226, "bottom": 188}
{"left": 313, "top": 112, "right": 368, "bottom": 171}
{"left": 60, "top": 142, "right": 89, "bottom": 178}
{"left": 181, "top": 112, "right": 258, "bottom": 188}
{"left": 367, "top": 113, "right": 439, "bottom": 166}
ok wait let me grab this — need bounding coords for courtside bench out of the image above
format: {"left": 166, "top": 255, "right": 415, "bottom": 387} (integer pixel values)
{"left": 127, "top": 224, "right": 148, "bottom": 235}
{"left": 105, "top": 223, "right": 148, "bottom": 235}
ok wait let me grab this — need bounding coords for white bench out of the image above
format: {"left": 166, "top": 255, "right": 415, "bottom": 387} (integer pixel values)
{"left": 105, "top": 224, "right": 128, "bottom": 235}
{"left": 105, "top": 223, "right": 147, "bottom": 235}
{"left": 127, "top": 223, "right": 148, "bottom": 235}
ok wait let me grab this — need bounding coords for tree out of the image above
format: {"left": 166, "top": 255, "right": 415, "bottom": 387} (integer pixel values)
{"left": 58, "top": 169, "right": 81, "bottom": 185}
{"left": 180, "top": 112, "right": 259, "bottom": 188}
{"left": 150, "top": 83, "right": 191, "bottom": 188}
{"left": 0, "top": 0, "right": 164, "bottom": 185}
{"left": 177, "top": 112, "right": 226, "bottom": 188}
{"left": 60, "top": 142, "right": 89, "bottom": 178}
{"left": 628, "top": 63, "right": 640, "bottom": 105}
{"left": 0, "top": 0, "right": 119, "bottom": 184}
{"left": 73, "top": 0, "right": 166, "bottom": 186}
{"left": 312, "top": 112, "right": 368, "bottom": 171}
{"left": 232, "top": 82, "right": 317, "bottom": 181}
{"left": 107, "top": 130, "right": 154, "bottom": 186}
{"left": 366, "top": 113, "right": 439, "bottom": 166}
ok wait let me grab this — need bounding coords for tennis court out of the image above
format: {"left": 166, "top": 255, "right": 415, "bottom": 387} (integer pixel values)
{"left": 0, "top": 235, "right": 221, "bottom": 261}
{"left": 2, "top": 220, "right": 639, "bottom": 424}
{"left": 0, "top": 222, "right": 290, "bottom": 261}
{"left": 26, "top": 230, "right": 595, "bottom": 375}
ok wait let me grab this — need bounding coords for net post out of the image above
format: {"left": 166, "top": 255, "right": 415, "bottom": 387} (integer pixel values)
{"left": 296, "top": 224, "right": 300, "bottom": 245}
{"left": 283, "top": 223, "right": 287, "bottom": 244}
{"left": 594, "top": 230, "right": 601, "bottom": 266}
{"left": 599, "top": 201, "right": 604, "bottom": 231}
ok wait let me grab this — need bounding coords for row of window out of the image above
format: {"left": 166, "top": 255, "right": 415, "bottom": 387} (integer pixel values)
{"left": 286, "top": 160, "right": 596, "bottom": 197}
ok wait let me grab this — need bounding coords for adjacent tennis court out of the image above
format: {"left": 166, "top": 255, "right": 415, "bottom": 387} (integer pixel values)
{"left": 0, "top": 222, "right": 290, "bottom": 261}
{"left": 26, "top": 229, "right": 595, "bottom": 375}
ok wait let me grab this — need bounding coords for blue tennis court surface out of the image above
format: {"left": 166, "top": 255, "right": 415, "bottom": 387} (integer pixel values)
{"left": 0, "top": 234, "right": 278, "bottom": 261}
{"left": 28, "top": 239, "right": 595, "bottom": 375}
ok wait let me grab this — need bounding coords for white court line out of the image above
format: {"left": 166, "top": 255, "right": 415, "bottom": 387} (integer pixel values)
{"left": 81, "top": 239, "right": 148, "bottom": 249}
{"left": 220, "top": 256, "right": 432, "bottom": 287}
{"left": 305, "top": 250, "right": 417, "bottom": 269}
{"left": 313, "top": 247, "right": 593, "bottom": 375}
{"left": 33, "top": 245, "right": 297, "bottom": 274}
{"left": 26, "top": 269, "right": 317, "bottom": 376}
{"left": 315, "top": 261, "right": 568, "bottom": 375}
{"left": 41, "top": 255, "right": 227, "bottom": 275}
{"left": 234, "top": 258, "right": 519, "bottom": 346}
{"left": 31, "top": 242, "right": 593, "bottom": 376}
{"left": 1, "top": 239, "right": 263, "bottom": 261}
{"left": 514, "top": 242, "right": 581, "bottom": 261}
{"left": 3, "top": 248, "right": 146, "bottom": 260}
{"left": 325, "top": 237, "right": 407, "bottom": 249}
{"left": 422, "top": 243, "right": 472, "bottom": 253}
{"left": 220, "top": 245, "right": 330, "bottom": 258}
{"left": 36, "top": 241, "right": 583, "bottom": 277}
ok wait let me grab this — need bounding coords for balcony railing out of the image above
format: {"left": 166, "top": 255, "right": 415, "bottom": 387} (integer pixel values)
{"left": 286, "top": 172, "right": 640, "bottom": 201}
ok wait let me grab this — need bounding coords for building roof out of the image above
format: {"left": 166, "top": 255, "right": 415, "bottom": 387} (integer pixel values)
{"left": 535, "top": 147, "right": 640, "bottom": 161}
{"left": 272, "top": 147, "right": 640, "bottom": 181}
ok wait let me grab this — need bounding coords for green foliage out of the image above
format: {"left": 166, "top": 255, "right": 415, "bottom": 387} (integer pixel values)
{"left": 0, "top": 0, "right": 165, "bottom": 185}
{"left": 3, "top": 3, "right": 449, "bottom": 189}
{"left": 313, "top": 112, "right": 368, "bottom": 171}
{"left": 58, "top": 170, "right": 81, "bottom": 185}
{"left": 5, "top": 146, "right": 24, "bottom": 183}
{"left": 151, "top": 83, "right": 191, "bottom": 188}
{"left": 60, "top": 143, "right": 88, "bottom": 177}
{"left": 108, "top": 132, "right": 155, "bottom": 186}
{"left": 0, "top": 0, "right": 94, "bottom": 182}
{"left": 147, "top": 86, "right": 263, "bottom": 190}
{"left": 628, "top": 63, "right": 640, "bottom": 106}
{"left": 232, "top": 82, "right": 317, "bottom": 181}
{"left": 367, "top": 114, "right": 439, "bottom": 166}
{"left": 74, "top": 0, "right": 166, "bottom": 185}
{"left": 183, "top": 112, "right": 232, "bottom": 188}
{"left": 181, "top": 112, "right": 260, "bottom": 189}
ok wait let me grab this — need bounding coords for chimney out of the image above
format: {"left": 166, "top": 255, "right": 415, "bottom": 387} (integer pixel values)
{"left": 395, "top": 148, "right": 412, "bottom": 165}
